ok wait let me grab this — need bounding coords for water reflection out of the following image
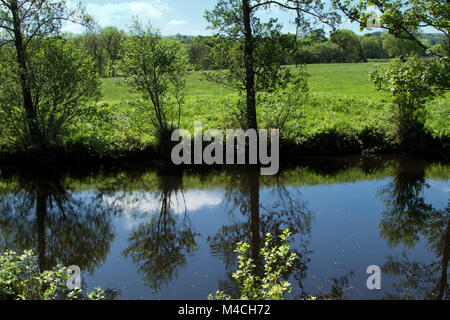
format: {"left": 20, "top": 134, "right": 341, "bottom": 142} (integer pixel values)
{"left": 378, "top": 158, "right": 449, "bottom": 299}
{"left": 207, "top": 166, "right": 315, "bottom": 298}
{"left": 121, "top": 171, "right": 200, "bottom": 292}
{"left": 0, "top": 156, "right": 447, "bottom": 300}
{"left": 0, "top": 169, "right": 116, "bottom": 282}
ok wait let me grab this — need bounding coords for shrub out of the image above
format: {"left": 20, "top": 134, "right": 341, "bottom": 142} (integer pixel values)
{"left": 0, "top": 250, "right": 104, "bottom": 300}
{"left": 209, "top": 229, "right": 297, "bottom": 300}
{"left": 370, "top": 57, "right": 449, "bottom": 154}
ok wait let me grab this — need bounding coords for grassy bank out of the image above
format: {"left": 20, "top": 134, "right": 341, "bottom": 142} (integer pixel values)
{"left": 94, "top": 62, "right": 448, "bottom": 158}
{"left": 1, "top": 62, "right": 448, "bottom": 164}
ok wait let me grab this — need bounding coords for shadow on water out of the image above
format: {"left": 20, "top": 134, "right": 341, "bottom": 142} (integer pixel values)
{"left": 0, "top": 155, "right": 448, "bottom": 299}
{"left": 121, "top": 169, "right": 200, "bottom": 293}
{"left": 378, "top": 158, "right": 449, "bottom": 300}
{"left": 0, "top": 168, "right": 120, "bottom": 298}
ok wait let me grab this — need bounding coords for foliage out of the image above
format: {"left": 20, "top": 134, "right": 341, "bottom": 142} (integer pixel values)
{"left": 119, "top": 20, "right": 188, "bottom": 156}
{"left": 361, "top": 35, "right": 388, "bottom": 59}
{"left": 0, "top": 0, "right": 94, "bottom": 150}
{"left": 0, "top": 250, "right": 104, "bottom": 300}
{"left": 330, "top": 29, "right": 365, "bottom": 62}
{"left": 381, "top": 33, "right": 425, "bottom": 58}
{"left": 208, "top": 229, "right": 297, "bottom": 300}
{"left": 370, "top": 57, "right": 449, "bottom": 153}
{"left": 119, "top": 21, "right": 187, "bottom": 130}
{"left": 75, "top": 26, "right": 126, "bottom": 77}
{"left": 0, "top": 38, "right": 101, "bottom": 152}
{"left": 332, "top": 0, "right": 449, "bottom": 58}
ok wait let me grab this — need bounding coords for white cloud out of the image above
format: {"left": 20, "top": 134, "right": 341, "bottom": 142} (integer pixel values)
{"left": 63, "top": 0, "right": 171, "bottom": 33}
{"left": 103, "top": 190, "right": 223, "bottom": 230}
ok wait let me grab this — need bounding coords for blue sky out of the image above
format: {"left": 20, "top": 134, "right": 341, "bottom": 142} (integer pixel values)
{"left": 64, "top": 0, "right": 365, "bottom": 36}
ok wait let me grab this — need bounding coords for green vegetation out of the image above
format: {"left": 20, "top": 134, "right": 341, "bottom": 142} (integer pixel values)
{"left": 95, "top": 62, "right": 448, "bottom": 158}
{"left": 0, "top": 0, "right": 448, "bottom": 162}
{"left": 0, "top": 250, "right": 104, "bottom": 300}
{"left": 209, "top": 229, "right": 297, "bottom": 300}
{"left": 370, "top": 57, "right": 449, "bottom": 154}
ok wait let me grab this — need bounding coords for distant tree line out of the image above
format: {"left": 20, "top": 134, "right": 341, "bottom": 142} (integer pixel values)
{"left": 69, "top": 27, "right": 446, "bottom": 76}
{"left": 186, "top": 30, "right": 446, "bottom": 70}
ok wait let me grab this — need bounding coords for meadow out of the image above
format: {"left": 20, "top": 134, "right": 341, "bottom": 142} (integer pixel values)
{"left": 101, "top": 62, "right": 392, "bottom": 103}
{"left": 94, "top": 62, "right": 448, "bottom": 158}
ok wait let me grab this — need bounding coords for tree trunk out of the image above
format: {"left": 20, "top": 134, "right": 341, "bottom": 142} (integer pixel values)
{"left": 11, "top": 1, "right": 41, "bottom": 148}
{"left": 249, "top": 169, "right": 261, "bottom": 275}
{"left": 437, "top": 218, "right": 449, "bottom": 300}
{"left": 242, "top": 0, "right": 258, "bottom": 131}
{"left": 36, "top": 189, "right": 48, "bottom": 272}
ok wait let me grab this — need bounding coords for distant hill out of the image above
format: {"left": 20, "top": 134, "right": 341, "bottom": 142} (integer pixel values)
{"left": 365, "top": 31, "right": 445, "bottom": 45}
{"left": 163, "top": 34, "right": 196, "bottom": 44}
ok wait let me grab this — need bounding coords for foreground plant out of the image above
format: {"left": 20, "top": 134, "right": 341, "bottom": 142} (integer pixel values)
{"left": 0, "top": 250, "right": 104, "bottom": 300}
{"left": 209, "top": 229, "right": 297, "bottom": 300}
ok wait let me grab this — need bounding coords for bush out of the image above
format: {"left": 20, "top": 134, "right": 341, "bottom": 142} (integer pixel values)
{"left": 370, "top": 57, "right": 449, "bottom": 154}
{"left": 209, "top": 229, "right": 297, "bottom": 300}
{"left": 0, "top": 250, "right": 104, "bottom": 300}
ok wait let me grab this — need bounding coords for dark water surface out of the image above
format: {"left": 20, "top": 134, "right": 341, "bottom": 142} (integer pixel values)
{"left": 0, "top": 155, "right": 448, "bottom": 300}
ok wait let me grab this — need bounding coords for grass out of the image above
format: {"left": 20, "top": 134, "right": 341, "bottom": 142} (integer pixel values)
{"left": 3, "top": 62, "right": 446, "bottom": 160}
{"left": 101, "top": 62, "right": 394, "bottom": 103}
{"left": 97, "top": 62, "right": 448, "bottom": 156}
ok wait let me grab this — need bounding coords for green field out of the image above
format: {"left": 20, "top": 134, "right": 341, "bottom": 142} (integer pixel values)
{"left": 101, "top": 62, "right": 393, "bottom": 103}
{"left": 72, "top": 62, "right": 449, "bottom": 157}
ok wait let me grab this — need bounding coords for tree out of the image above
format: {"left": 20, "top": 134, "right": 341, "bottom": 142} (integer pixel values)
{"left": 370, "top": 56, "right": 449, "bottom": 153}
{"left": 188, "top": 39, "right": 212, "bottom": 70}
{"left": 381, "top": 33, "right": 425, "bottom": 58}
{"left": 330, "top": 29, "right": 365, "bottom": 62}
{"left": 205, "top": 0, "right": 340, "bottom": 131}
{"left": 119, "top": 20, "right": 188, "bottom": 156}
{"left": 332, "top": 0, "right": 450, "bottom": 58}
{"left": 101, "top": 26, "right": 125, "bottom": 77}
{"left": 79, "top": 31, "right": 106, "bottom": 76}
{"left": 0, "top": 38, "right": 101, "bottom": 151}
{"left": 0, "top": 0, "right": 93, "bottom": 150}
{"left": 361, "top": 35, "right": 388, "bottom": 59}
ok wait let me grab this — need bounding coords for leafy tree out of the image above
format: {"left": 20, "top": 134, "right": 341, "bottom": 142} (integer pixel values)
{"left": 307, "top": 29, "right": 328, "bottom": 43}
{"left": 205, "top": 0, "right": 340, "bottom": 130}
{"left": 381, "top": 33, "right": 425, "bottom": 58}
{"left": 78, "top": 31, "right": 106, "bottom": 76}
{"left": 188, "top": 39, "right": 212, "bottom": 70}
{"left": 370, "top": 56, "right": 449, "bottom": 153}
{"left": 0, "top": 38, "right": 101, "bottom": 151}
{"left": 101, "top": 26, "right": 125, "bottom": 77}
{"left": 332, "top": 0, "right": 449, "bottom": 58}
{"left": 330, "top": 29, "right": 365, "bottom": 62}
{"left": 0, "top": 0, "right": 93, "bottom": 150}
{"left": 119, "top": 20, "right": 188, "bottom": 156}
{"left": 361, "top": 35, "right": 388, "bottom": 59}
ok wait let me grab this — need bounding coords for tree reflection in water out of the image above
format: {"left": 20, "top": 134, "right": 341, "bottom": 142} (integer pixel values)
{"left": 0, "top": 169, "right": 118, "bottom": 296}
{"left": 379, "top": 158, "right": 449, "bottom": 300}
{"left": 122, "top": 170, "right": 199, "bottom": 293}
{"left": 207, "top": 166, "right": 314, "bottom": 298}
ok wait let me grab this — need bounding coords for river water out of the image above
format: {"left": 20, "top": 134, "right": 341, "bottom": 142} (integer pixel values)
{"left": 0, "top": 155, "right": 448, "bottom": 300}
